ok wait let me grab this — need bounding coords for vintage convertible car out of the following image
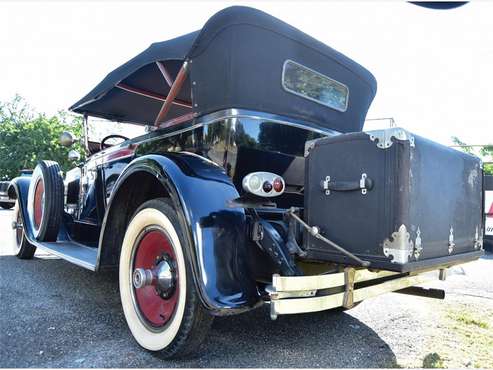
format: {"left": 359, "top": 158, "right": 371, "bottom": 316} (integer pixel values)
{"left": 8, "top": 6, "right": 484, "bottom": 358}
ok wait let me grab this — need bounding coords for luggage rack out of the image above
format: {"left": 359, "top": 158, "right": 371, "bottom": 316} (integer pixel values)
{"left": 267, "top": 267, "right": 445, "bottom": 320}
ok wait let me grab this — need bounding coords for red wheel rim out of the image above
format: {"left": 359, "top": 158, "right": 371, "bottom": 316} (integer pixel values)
{"left": 33, "top": 178, "right": 44, "bottom": 230}
{"left": 132, "top": 229, "right": 179, "bottom": 328}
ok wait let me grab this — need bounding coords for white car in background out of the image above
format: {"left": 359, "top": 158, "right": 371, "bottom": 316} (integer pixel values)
{"left": 0, "top": 171, "right": 33, "bottom": 209}
{"left": 0, "top": 181, "right": 15, "bottom": 209}
{"left": 485, "top": 175, "right": 493, "bottom": 250}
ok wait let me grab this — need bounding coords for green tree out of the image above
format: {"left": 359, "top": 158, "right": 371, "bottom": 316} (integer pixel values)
{"left": 451, "top": 136, "right": 493, "bottom": 175}
{"left": 0, "top": 95, "right": 85, "bottom": 180}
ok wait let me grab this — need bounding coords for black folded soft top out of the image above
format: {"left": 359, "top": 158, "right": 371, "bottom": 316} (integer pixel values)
{"left": 70, "top": 6, "right": 377, "bottom": 133}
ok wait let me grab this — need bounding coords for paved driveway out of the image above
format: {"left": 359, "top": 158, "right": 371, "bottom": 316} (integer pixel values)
{"left": 0, "top": 208, "right": 491, "bottom": 368}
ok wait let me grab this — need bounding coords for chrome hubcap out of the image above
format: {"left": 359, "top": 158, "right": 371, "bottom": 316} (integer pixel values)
{"left": 132, "top": 268, "right": 153, "bottom": 289}
{"left": 132, "top": 258, "right": 176, "bottom": 298}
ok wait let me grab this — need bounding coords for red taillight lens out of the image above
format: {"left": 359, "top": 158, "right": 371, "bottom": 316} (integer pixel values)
{"left": 273, "top": 177, "right": 284, "bottom": 192}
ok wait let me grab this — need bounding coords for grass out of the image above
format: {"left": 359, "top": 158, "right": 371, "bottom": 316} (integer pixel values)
{"left": 451, "top": 311, "right": 489, "bottom": 329}
{"left": 423, "top": 353, "right": 445, "bottom": 368}
{"left": 431, "top": 305, "right": 493, "bottom": 368}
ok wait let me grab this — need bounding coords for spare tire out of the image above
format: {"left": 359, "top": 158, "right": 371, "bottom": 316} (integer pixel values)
{"left": 27, "top": 160, "right": 64, "bottom": 241}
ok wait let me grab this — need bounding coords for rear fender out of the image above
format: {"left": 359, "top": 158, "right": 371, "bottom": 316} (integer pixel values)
{"left": 99, "top": 153, "right": 261, "bottom": 314}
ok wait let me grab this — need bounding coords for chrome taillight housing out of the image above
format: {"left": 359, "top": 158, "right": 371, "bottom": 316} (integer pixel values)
{"left": 242, "top": 172, "right": 285, "bottom": 197}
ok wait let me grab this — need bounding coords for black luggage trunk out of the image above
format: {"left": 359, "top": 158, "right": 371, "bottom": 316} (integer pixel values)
{"left": 303, "top": 128, "right": 484, "bottom": 272}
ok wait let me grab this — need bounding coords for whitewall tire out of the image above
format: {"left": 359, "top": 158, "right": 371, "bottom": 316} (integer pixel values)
{"left": 119, "top": 198, "right": 212, "bottom": 358}
{"left": 12, "top": 202, "right": 36, "bottom": 259}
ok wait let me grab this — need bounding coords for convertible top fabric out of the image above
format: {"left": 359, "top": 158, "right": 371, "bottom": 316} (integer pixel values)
{"left": 70, "top": 6, "right": 377, "bottom": 133}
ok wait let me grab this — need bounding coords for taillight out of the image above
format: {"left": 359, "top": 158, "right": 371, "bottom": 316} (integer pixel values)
{"left": 242, "top": 172, "right": 286, "bottom": 197}
{"left": 273, "top": 177, "right": 284, "bottom": 192}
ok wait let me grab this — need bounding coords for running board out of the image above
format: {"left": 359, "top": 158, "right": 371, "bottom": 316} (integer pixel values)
{"left": 32, "top": 240, "right": 98, "bottom": 271}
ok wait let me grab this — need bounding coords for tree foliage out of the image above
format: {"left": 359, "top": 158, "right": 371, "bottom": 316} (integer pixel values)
{"left": 452, "top": 136, "right": 493, "bottom": 175}
{"left": 0, "top": 96, "right": 85, "bottom": 180}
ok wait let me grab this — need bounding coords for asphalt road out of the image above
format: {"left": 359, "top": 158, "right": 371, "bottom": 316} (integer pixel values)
{"left": 0, "top": 208, "right": 492, "bottom": 368}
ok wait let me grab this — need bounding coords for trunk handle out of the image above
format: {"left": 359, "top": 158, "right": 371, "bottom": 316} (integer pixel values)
{"left": 322, "top": 173, "right": 373, "bottom": 195}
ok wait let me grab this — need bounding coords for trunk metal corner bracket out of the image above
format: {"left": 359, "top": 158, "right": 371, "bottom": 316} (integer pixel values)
{"left": 474, "top": 226, "right": 483, "bottom": 250}
{"left": 414, "top": 227, "right": 423, "bottom": 259}
{"left": 383, "top": 224, "right": 414, "bottom": 264}
{"left": 448, "top": 226, "right": 455, "bottom": 254}
{"left": 367, "top": 128, "right": 415, "bottom": 149}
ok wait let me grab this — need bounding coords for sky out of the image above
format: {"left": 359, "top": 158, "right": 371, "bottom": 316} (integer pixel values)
{"left": 0, "top": 1, "right": 492, "bottom": 146}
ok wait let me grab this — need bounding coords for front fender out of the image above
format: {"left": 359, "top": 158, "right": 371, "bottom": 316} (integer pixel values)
{"left": 8, "top": 176, "right": 33, "bottom": 239}
{"left": 100, "top": 153, "right": 261, "bottom": 314}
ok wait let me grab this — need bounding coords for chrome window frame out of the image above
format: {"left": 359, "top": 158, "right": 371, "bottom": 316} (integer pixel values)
{"left": 281, "top": 59, "right": 349, "bottom": 113}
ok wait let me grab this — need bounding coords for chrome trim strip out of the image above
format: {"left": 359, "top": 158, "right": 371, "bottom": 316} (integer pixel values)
{"left": 129, "top": 122, "right": 206, "bottom": 147}
{"left": 129, "top": 108, "right": 341, "bottom": 148}
{"left": 199, "top": 108, "right": 341, "bottom": 136}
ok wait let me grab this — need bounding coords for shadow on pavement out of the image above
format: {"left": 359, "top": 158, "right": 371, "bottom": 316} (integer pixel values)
{"left": 0, "top": 255, "right": 397, "bottom": 368}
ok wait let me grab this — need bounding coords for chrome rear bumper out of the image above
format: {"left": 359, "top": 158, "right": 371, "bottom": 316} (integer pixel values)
{"left": 269, "top": 268, "right": 441, "bottom": 319}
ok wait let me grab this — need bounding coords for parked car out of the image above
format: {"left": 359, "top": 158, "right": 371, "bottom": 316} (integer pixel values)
{"left": 0, "top": 181, "right": 14, "bottom": 209}
{"left": 484, "top": 175, "right": 493, "bottom": 251}
{"left": 8, "top": 6, "right": 484, "bottom": 359}
{"left": 1, "top": 171, "right": 32, "bottom": 209}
